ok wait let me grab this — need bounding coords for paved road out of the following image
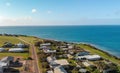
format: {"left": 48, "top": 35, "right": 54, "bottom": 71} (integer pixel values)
{"left": 18, "top": 38, "right": 40, "bottom": 73}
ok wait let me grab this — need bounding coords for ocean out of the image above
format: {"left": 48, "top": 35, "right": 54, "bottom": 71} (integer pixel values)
{"left": 0, "top": 25, "right": 120, "bottom": 57}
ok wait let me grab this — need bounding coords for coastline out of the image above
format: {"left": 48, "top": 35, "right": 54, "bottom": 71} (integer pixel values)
{"left": 0, "top": 33, "right": 120, "bottom": 62}
{"left": 36, "top": 36, "right": 120, "bottom": 60}
{"left": 35, "top": 36, "right": 120, "bottom": 59}
{"left": 79, "top": 43, "right": 120, "bottom": 59}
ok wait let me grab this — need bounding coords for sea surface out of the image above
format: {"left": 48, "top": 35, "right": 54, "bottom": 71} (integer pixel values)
{"left": 0, "top": 25, "right": 120, "bottom": 57}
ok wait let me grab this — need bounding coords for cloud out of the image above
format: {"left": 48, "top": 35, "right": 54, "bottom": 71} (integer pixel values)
{"left": 0, "top": 16, "right": 33, "bottom": 26}
{"left": 6, "top": 2, "right": 11, "bottom": 7}
{"left": 32, "top": 9, "right": 37, "bottom": 13}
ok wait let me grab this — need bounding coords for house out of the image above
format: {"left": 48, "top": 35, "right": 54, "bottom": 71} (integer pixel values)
{"left": 40, "top": 43, "right": 51, "bottom": 46}
{"left": 79, "top": 68, "right": 87, "bottom": 73}
{"left": 0, "top": 61, "right": 8, "bottom": 73}
{"left": 54, "top": 66, "right": 67, "bottom": 73}
{"left": 3, "top": 42, "right": 14, "bottom": 47}
{"left": 0, "top": 48, "right": 5, "bottom": 52}
{"left": 0, "top": 61, "right": 8, "bottom": 69}
{"left": 62, "top": 48, "right": 69, "bottom": 51}
{"left": 76, "top": 51, "right": 90, "bottom": 57}
{"left": 66, "top": 54, "right": 73, "bottom": 59}
{"left": 82, "top": 61, "right": 92, "bottom": 67}
{"left": 47, "top": 56, "right": 56, "bottom": 63}
{"left": 16, "top": 43, "right": 25, "bottom": 48}
{"left": 0, "top": 66, "right": 3, "bottom": 73}
{"left": 49, "top": 61, "right": 60, "bottom": 68}
{"left": 76, "top": 55, "right": 101, "bottom": 61}
{"left": 54, "top": 59, "right": 69, "bottom": 66}
{"left": 47, "top": 70, "right": 53, "bottom": 73}
{"left": 40, "top": 46, "right": 48, "bottom": 49}
{"left": 1, "top": 56, "right": 14, "bottom": 65}
{"left": 9, "top": 48, "right": 25, "bottom": 52}
{"left": 43, "top": 49, "right": 56, "bottom": 53}
{"left": 47, "top": 56, "right": 59, "bottom": 68}
{"left": 67, "top": 44, "right": 74, "bottom": 49}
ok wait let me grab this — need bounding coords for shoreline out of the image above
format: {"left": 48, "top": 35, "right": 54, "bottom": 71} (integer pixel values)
{"left": 79, "top": 43, "right": 120, "bottom": 60}
{"left": 1, "top": 33, "right": 120, "bottom": 60}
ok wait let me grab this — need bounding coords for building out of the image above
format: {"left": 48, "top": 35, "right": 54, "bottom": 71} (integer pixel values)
{"left": 47, "top": 56, "right": 56, "bottom": 63}
{"left": 40, "top": 46, "right": 48, "bottom": 49}
{"left": 54, "top": 66, "right": 67, "bottom": 73}
{"left": 0, "top": 48, "right": 5, "bottom": 52}
{"left": 47, "top": 70, "right": 53, "bottom": 73}
{"left": 76, "top": 55, "right": 101, "bottom": 61}
{"left": 76, "top": 51, "right": 90, "bottom": 57}
{"left": 40, "top": 43, "right": 51, "bottom": 46}
{"left": 79, "top": 68, "right": 87, "bottom": 73}
{"left": 1, "top": 56, "right": 14, "bottom": 65}
{"left": 9, "top": 48, "right": 25, "bottom": 52}
{"left": 0, "top": 61, "right": 9, "bottom": 73}
{"left": 0, "top": 56, "right": 15, "bottom": 73}
{"left": 54, "top": 59, "right": 69, "bottom": 66}
{"left": 16, "top": 43, "right": 25, "bottom": 48}
{"left": 82, "top": 62, "right": 92, "bottom": 67}
{"left": 67, "top": 44, "right": 74, "bottom": 49}
{"left": 43, "top": 49, "right": 56, "bottom": 53}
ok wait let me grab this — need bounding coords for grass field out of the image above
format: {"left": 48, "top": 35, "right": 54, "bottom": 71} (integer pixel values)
{"left": 0, "top": 36, "right": 30, "bottom": 59}
{"left": 18, "top": 36, "right": 43, "bottom": 44}
{"left": 0, "top": 53, "right": 29, "bottom": 59}
{"left": 78, "top": 44, "right": 120, "bottom": 66}
{"left": 0, "top": 36, "right": 23, "bottom": 47}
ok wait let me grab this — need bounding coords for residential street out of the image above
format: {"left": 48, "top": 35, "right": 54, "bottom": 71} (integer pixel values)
{"left": 18, "top": 38, "right": 40, "bottom": 73}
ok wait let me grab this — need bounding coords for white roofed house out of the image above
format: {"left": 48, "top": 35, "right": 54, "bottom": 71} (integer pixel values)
{"left": 0, "top": 62, "right": 8, "bottom": 73}
{"left": 0, "top": 56, "right": 14, "bottom": 73}
{"left": 54, "top": 59, "right": 69, "bottom": 66}
{"left": 43, "top": 49, "right": 56, "bottom": 54}
{"left": 16, "top": 43, "right": 26, "bottom": 48}
{"left": 0, "top": 48, "right": 5, "bottom": 52}
{"left": 9, "top": 48, "right": 25, "bottom": 52}
{"left": 76, "top": 55, "right": 101, "bottom": 61}
{"left": 47, "top": 56, "right": 56, "bottom": 63}
{"left": 67, "top": 44, "right": 74, "bottom": 49}
{"left": 0, "top": 56, "right": 14, "bottom": 65}
{"left": 40, "top": 43, "right": 51, "bottom": 46}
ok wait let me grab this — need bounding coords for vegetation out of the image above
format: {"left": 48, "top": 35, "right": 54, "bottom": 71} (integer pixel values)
{"left": 0, "top": 35, "right": 30, "bottom": 59}
{"left": 78, "top": 44, "right": 120, "bottom": 66}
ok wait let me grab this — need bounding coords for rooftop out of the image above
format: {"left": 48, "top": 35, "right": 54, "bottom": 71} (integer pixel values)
{"left": 54, "top": 66, "right": 67, "bottom": 73}
{"left": 54, "top": 59, "right": 69, "bottom": 66}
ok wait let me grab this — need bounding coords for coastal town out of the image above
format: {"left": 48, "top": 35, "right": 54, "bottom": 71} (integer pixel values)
{"left": 0, "top": 34, "right": 120, "bottom": 73}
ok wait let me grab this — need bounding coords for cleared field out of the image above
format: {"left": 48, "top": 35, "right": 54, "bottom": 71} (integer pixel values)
{"left": 78, "top": 44, "right": 120, "bottom": 65}
{"left": 18, "top": 36, "right": 43, "bottom": 44}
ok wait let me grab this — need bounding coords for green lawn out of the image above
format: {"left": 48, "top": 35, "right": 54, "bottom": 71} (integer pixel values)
{"left": 0, "top": 53, "right": 29, "bottom": 59}
{"left": 0, "top": 36, "right": 31, "bottom": 59}
{"left": 78, "top": 44, "right": 120, "bottom": 66}
{"left": 0, "top": 36, "right": 23, "bottom": 47}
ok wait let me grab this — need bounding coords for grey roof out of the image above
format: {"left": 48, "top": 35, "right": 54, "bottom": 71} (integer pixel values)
{"left": 0, "top": 48, "right": 5, "bottom": 52}
{"left": 54, "top": 66, "right": 67, "bottom": 73}
{"left": 1, "top": 56, "right": 14, "bottom": 63}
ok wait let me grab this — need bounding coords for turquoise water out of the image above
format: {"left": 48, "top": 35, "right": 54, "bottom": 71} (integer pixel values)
{"left": 0, "top": 25, "right": 120, "bottom": 57}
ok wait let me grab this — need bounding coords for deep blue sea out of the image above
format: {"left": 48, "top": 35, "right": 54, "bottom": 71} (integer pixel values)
{"left": 0, "top": 25, "right": 120, "bottom": 57}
